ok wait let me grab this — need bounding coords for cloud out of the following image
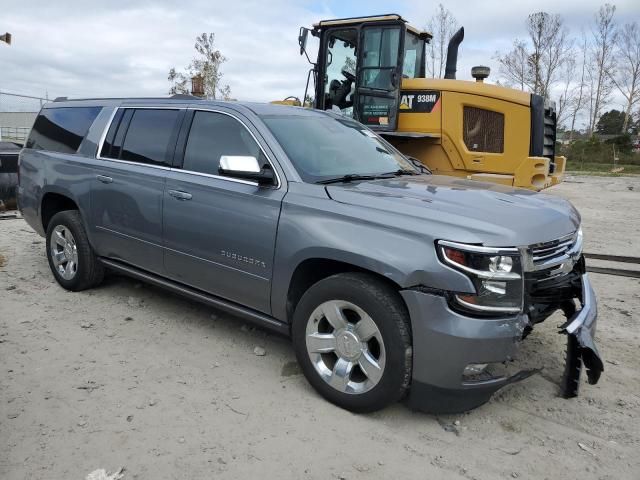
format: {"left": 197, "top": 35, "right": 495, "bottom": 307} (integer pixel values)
{"left": 1, "top": 0, "right": 329, "bottom": 105}
{"left": 1, "top": 0, "right": 639, "bottom": 126}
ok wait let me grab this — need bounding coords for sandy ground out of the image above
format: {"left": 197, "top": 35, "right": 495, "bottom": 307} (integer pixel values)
{"left": 1, "top": 174, "right": 639, "bottom": 480}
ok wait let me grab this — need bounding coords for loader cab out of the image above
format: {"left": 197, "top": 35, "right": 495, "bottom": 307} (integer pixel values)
{"left": 310, "top": 15, "right": 429, "bottom": 132}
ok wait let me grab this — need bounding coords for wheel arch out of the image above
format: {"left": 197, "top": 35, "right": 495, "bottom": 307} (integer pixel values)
{"left": 281, "top": 253, "right": 405, "bottom": 324}
{"left": 40, "top": 189, "right": 80, "bottom": 232}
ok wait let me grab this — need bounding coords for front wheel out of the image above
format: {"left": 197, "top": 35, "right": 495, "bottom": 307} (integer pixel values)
{"left": 292, "top": 273, "right": 412, "bottom": 413}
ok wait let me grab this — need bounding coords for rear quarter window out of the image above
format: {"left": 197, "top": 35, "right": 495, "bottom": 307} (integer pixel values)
{"left": 25, "top": 106, "right": 102, "bottom": 154}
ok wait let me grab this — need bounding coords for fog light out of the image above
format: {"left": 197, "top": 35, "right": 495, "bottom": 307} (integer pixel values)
{"left": 463, "top": 363, "right": 488, "bottom": 376}
{"left": 483, "top": 280, "right": 507, "bottom": 295}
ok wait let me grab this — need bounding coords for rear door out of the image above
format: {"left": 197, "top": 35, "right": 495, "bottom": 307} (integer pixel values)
{"left": 162, "top": 107, "right": 285, "bottom": 314}
{"left": 91, "top": 107, "right": 183, "bottom": 275}
{"left": 354, "top": 23, "right": 404, "bottom": 131}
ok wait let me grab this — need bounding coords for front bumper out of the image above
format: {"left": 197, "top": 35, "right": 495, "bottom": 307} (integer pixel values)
{"left": 401, "top": 274, "right": 603, "bottom": 414}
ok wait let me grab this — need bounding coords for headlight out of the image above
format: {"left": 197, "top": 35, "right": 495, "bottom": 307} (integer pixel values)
{"left": 437, "top": 240, "right": 524, "bottom": 314}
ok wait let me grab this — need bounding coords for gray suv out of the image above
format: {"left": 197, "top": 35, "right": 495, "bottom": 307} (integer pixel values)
{"left": 18, "top": 98, "right": 603, "bottom": 413}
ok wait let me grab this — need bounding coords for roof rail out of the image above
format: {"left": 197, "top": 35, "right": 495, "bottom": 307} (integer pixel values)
{"left": 170, "top": 94, "right": 202, "bottom": 100}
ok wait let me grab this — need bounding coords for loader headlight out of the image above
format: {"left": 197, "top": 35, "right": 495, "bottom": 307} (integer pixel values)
{"left": 438, "top": 240, "right": 524, "bottom": 314}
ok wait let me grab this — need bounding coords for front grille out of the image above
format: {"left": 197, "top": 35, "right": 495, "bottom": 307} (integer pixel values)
{"left": 531, "top": 233, "right": 575, "bottom": 265}
{"left": 527, "top": 264, "right": 583, "bottom": 303}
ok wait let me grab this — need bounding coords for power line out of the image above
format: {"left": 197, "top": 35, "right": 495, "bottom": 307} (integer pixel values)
{"left": 0, "top": 90, "right": 48, "bottom": 101}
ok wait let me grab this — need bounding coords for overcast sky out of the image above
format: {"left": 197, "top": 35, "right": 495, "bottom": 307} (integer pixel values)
{"left": 1, "top": 0, "right": 639, "bottom": 125}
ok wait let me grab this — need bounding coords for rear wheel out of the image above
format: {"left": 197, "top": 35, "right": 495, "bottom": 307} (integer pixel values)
{"left": 46, "top": 210, "right": 104, "bottom": 291}
{"left": 292, "top": 272, "right": 412, "bottom": 412}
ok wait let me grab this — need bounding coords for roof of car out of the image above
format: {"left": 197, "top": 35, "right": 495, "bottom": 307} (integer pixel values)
{"left": 43, "top": 97, "right": 323, "bottom": 118}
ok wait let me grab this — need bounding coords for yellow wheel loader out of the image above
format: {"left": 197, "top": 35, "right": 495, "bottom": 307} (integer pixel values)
{"left": 282, "top": 14, "right": 564, "bottom": 190}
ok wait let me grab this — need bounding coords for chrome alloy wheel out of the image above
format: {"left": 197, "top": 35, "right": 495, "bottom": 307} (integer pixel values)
{"left": 50, "top": 225, "right": 79, "bottom": 280}
{"left": 305, "top": 300, "right": 386, "bottom": 394}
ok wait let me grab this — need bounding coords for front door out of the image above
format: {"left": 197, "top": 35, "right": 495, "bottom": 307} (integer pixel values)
{"left": 162, "top": 108, "right": 285, "bottom": 314}
{"left": 354, "top": 24, "right": 404, "bottom": 131}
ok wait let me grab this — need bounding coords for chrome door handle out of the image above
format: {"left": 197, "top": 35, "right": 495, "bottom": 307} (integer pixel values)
{"left": 96, "top": 175, "right": 113, "bottom": 184}
{"left": 168, "top": 189, "right": 193, "bottom": 201}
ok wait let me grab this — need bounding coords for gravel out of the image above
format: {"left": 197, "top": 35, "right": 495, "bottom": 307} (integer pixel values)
{"left": 1, "top": 174, "right": 639, "bottom": 479}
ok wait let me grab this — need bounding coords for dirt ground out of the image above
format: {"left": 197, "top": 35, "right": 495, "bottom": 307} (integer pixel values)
{"left": 1, "top": 174, "right": 639, "bottom": 480}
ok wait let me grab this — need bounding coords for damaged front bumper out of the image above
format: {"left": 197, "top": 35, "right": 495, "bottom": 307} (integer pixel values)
{"left": 401, "top": 274, "right": 603, "bottom": 414}
{"left": 560, "top": 274, "right": 604, "bottom": 397}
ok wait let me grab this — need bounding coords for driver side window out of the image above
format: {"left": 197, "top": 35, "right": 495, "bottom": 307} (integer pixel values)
{"left": 182, "top": 111, "right": 260, "bottom": 176}
{"left": 324, "top": 28, "right": 357, "bottom": 116}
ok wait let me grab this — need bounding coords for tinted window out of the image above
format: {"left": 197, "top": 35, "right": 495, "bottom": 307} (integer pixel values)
{"left": 26, "top": 106, "right": 102, "bottom": 153}
{"left": 182, "top": 111, "right": 260, "bottom": 175}
{"left": 119, "top": 109, "right": 180, "bottom": 166}
{"left": 463, "top": 107, "right": 505, "bottom": 153}
{"left": 99, "top": 109, "right": 125, "bottom": 158}
{"left": 262, "top": 113, "right": 414, "bottom": 183}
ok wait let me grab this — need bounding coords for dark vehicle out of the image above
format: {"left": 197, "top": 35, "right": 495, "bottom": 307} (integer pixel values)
{"left": 18, "top": 98, "right": 603, "bottom": 413}
{"left": 0, "top": 141, "right": 21, "bottom": 210}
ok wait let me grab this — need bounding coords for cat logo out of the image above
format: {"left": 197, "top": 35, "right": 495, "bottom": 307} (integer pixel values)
{"left": 398, "top": 91, "right": 441, "bottom": 113}
{"left": 399, "top": 94, "right": 415, "bottom": 110}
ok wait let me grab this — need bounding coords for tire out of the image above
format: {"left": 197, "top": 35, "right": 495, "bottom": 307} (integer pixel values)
{"left": 292, "top": 272, "right": 412, "bottom": 413}
{"left": 45, "top": 210, "right": 104, "bottom": 291}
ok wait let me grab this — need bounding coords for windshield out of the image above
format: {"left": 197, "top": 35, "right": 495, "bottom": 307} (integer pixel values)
{"left": 261, "top": 113, "right": 416, "bottom": 183}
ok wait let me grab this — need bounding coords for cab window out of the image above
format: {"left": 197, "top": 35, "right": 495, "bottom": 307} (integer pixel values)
{"left": 403, "top": 32, "right": 424, "bottom": 79}
{"left": 323, "top": 28, "right": 357, "bottom": 115}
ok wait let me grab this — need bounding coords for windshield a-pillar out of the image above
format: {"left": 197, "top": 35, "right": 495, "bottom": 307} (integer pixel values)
{"left": 323, "top": 28, "right": 357, "bottom": 116}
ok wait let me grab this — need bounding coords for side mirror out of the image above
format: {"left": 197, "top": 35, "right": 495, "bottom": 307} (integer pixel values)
{"left": 219, "top": 155, "right": 275, "bottom": 186}
{"left": 298, "top": 27, "right": 310, "bottom": 55}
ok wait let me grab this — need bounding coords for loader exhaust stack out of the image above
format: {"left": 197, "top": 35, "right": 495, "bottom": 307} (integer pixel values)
{"left": 444, "top": 27, "right": 464, "bottom": 80}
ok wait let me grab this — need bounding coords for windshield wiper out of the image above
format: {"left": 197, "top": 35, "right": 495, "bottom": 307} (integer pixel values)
{"left": 381, "top": 169, "right": 419, "bottom": 176}
{"left": 316, "top": 173, "right": 394, "bottom": 185}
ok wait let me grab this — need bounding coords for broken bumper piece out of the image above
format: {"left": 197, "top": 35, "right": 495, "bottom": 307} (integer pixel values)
{"left": 402, "top": 274, "right": 603, "bottom": 414}
{"left": 561, "top": 274, "right": 604, "bottom": 397}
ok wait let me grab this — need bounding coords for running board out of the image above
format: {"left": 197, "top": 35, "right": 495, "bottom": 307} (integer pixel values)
{"left": 99, "top": 258, "right": 290, "bottom": 336}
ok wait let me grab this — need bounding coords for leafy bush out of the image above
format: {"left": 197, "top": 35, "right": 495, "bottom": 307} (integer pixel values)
{"left": 559, "top": 136, "right": 640, "bottom": 170}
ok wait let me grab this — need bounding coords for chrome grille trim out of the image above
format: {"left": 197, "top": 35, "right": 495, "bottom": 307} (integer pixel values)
{"left": 523, "top": 230, "right": 582, "bottom": 275}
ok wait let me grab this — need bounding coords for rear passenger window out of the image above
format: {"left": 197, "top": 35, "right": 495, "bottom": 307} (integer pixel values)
{"left": 26, "top": 106, "right": 102, "bottom": 153}
{"left": 100, "top": 108, "right": 180, "bottom": 167}
{"left": 182, "top": 111, "right": 261, "bottom": 175}
{"left": 121, "top": 109, "right": 180, "bottom": 166}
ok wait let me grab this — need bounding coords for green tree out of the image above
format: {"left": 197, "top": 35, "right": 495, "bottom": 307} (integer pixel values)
{"left": 595, "top": 109, "right": 625, "bottom": 134}
{"left": 168, "top": 33, "right": 232, "bottom": 100}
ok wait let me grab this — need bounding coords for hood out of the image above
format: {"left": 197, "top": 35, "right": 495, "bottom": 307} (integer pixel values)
{"left": 326, "top": 175, "right": 580, "bottom": 247}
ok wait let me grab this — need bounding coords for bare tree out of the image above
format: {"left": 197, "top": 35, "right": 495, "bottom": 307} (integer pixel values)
{"left": 425, "top": 4, "right": 459, "bottom": 78}
{"left": 611, "top": 21, "right": 640, "bottom": 133}
{"left": 587, "top": 4, "right": 617, "bottom": 134}
{"left": 168, "top": 33, "right": 232, "bottom": 100}
{"left": 496, "top": 40, "right": 530, "bottom": 91}
{"left": 556, "top": 55, "right": 576, "bottom": 128}
{"left": 496, "top": 12, "right": 571, "bottom": 100}
{"left": 568, "top": 31, "right": 590, "bottom": 141}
